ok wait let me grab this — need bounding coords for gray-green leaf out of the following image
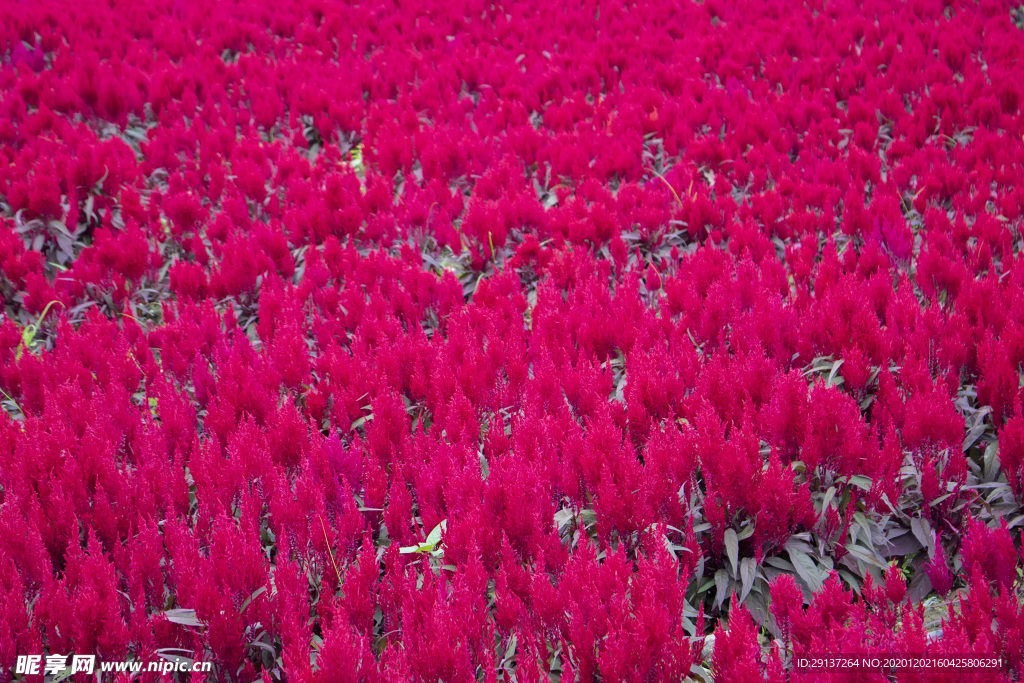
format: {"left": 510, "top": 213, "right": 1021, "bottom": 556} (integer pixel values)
{"left": 786, "top": 544, "right": 825, "bottom": 592}
{"left": 739, "top": 557, "right": 757, "bottom": 603}
{"left": 164, "top": 608, "right": 204, "bottom": 627}
{"left": 714, "top": 568, "right": 730, "bottom": 609}
{"left": 910, "top": 517, "right": 935, "bottom": 558}
{"left": 724, "top": 528, "right": 739, "bottom": 577}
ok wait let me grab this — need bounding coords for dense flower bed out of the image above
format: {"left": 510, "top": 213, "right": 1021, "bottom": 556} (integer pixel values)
{"left": 2, "top": 0, "right": 1024, "bottom": 680}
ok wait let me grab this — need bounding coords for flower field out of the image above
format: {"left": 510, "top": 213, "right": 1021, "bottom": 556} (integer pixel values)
{"left": 2, "top": 0, "right": 1024, "bottom": 680}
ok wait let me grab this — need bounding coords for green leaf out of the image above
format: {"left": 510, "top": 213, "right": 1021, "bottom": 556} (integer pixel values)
{"left": 688, "top": 663, "right": 714, "bottom": 683}
{"left": 838, "top": 568, "right": 863, "bottom": 594}
{"left": 500, "top": 633, "right": 518, "bottom": 668}
{"left": 786, "top": 544, "right": 825, "bottom": 593}
{"left": 817, "top": 486, "right": 837, "bottom": 523}
{"left": 847, "top": 475, "right": 873, "bottom": 491}
{"left": 239, "top": 586, "right": 267, "bottom": 613}
{"left": 479, "top": 449, "right": 490, "bottom": 479}
{"left": 399, "top": 543, "right": 430, "bottom": 555}
{"left": 826, "top": 359, "right": 845, "bottom": 386}
{"left": 714, "top": 568, "right": 730, "bottom": 609}
{"left": 910, "top": 517, "right": 935, "bottom": 558}
{"left": 962, "top": 408, "right": 992, "bottom": 452}
{"left": 983, "top": 442, "right": 999, "bottom": 482}
{"left": 164, "top": 608, "right": 204, "bottom": 627}
{"left": 425, "top": 520, "right": 444, "bottom": 546}
{"left": 744, "top": 588, "right": 773, "bottom": 629}
{"left": 724, "top": 528, "right": 739, "bottom": 576}
{"left": 765, "top": 555, "right": 795, "bottom": 572}
{"left": 350, "top": 414, "right": 373, "bottom": 430}
{"left": 739, "top": 557, "right": 757, "bottom": 603}
{"left": 399, "top": 520, "right": 447, "bottom": 554}
{"left": 49, "top": 665, "right": 77, "bottom": 683}
{"left": 844, "top": 543, "right": 888, "bottom": 570}
{"left": 553, "top": 508, "right": 574, "bottom": 530}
